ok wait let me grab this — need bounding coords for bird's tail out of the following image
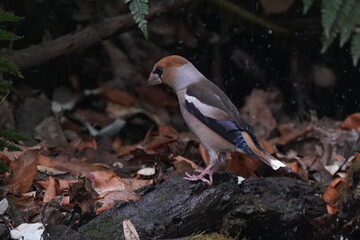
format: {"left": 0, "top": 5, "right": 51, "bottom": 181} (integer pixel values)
{"left": 236, "top": 131, "right": 286, "bottom": 170}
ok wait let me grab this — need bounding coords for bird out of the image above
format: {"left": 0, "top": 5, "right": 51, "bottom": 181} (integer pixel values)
{"left": 147, "top": 55, "right": 286, "bottom": 185}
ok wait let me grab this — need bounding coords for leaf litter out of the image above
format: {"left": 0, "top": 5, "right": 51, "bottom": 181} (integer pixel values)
{"left": 1, "top": 85, "right": 359, "bottom": 238}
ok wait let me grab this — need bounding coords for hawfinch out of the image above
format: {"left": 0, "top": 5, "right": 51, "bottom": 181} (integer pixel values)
{"left": 148, "top": 55, "right": 286, "bottom": 185}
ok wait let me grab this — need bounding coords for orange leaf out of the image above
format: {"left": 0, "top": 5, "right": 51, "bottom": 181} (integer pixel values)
{"left": 199, "top": 144, "right": 210, "bottom": 166}
{"left": 277, "top": 125, "right": 314, "bottom": 145}
{"left": 7, "top": 149, "right": 39, "bottom": 195}
{"left": 323, "top": 177, "right": 346, "bottom": 214}
{"left": 101, "top": 88, "right": 135, "bottom": 106}
{"left": 226, "top": 152, "right": 261, "bottom": 178}
{"left": 96, "top": 190, "right": 140, "bottom": 214}
{"left": 339, "top": 113, "right": 360, "bottom": 131}
{"left": 43, "top": 176, "right": 58, "bottom": 203}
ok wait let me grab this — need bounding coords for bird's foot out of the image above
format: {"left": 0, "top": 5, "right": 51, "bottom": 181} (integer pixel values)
{"left": 184, "top": 169, "right": 214, "bottom": 185}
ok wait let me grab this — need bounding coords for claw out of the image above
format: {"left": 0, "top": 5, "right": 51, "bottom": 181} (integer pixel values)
{"left": 184, "top": 168, "right": 214, "bottom": 185}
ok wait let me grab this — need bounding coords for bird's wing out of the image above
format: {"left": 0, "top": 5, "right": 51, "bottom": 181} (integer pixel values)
{"left": 184, "top": 80, "right": 285, "bottom": 170}
{"left": 184, "top": 80, "right": 258, "bottom": 145}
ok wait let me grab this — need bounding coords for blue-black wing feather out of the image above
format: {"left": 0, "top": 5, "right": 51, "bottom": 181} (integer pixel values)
{"left": 185, "top": 100, "right": 263, "bottom": 154}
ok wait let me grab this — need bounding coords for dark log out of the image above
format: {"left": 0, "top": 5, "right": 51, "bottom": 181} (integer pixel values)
{"left": 1, "top": 0, "right": 201, "bottom": 70}
{"left": 76, "top": 173, "right": 327, "bottom": 239}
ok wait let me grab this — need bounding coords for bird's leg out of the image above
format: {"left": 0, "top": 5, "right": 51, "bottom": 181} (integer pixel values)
{"left": 184, "top": 150, "right": 220, "bottom": 185}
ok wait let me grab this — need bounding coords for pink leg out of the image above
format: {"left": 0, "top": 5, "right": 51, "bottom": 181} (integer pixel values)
{"left": 184, "top": 164, "right": 214, "bottom": 185}
{"left": 184, "top": 152, "right": 225, "bottom": 185}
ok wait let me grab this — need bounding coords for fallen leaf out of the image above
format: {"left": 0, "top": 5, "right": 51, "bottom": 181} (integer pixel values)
{"left": 76, "top": 138, "right": 97, "bottom": 151}
{"left": 323, "top": 177, "right": 347, "bottom": 214}
{"left": 199, "top": 144, "right": 210, "bottom": 166}
{"left": 101, "top": 88, "right": 135, "bottom": 106}
{"left": 173, "top": 155, "right": 202, "bottom": 170}
{"left": 43, "top": 176, "right": 59, "bottom": 203}
{"left": 226, "top": 152, "right": 262, "bottom": 178}
{"left": 123, "top": 219, "right": 140, "bottom": 240}
{"left": 7, "top": 149, "right": 39, "bottom": 195}
{"left": 339, "top": 113, "right": 360, "bottom": 131}
{"left": 88, "top": 170, "right": 152, "bottom": 193}
{"left": 96, "top": 190, "right": 140, "bottom": 214}
{"left": 277, "top": 125, "right": 314, "bottom": 145}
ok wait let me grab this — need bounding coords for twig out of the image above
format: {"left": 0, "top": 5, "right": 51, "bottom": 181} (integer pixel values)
{"left": 1, "top": 0, "right": 201, "bottom": 70}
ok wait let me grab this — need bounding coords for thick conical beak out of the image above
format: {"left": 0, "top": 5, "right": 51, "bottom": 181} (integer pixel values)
{"left": 147, "top": 72, "right": 162, "bottom": 86}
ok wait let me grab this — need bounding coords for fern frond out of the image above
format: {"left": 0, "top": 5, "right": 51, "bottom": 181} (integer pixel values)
{"left": 126, "top": 0, "right": 149, "bottom": 40}
{"left": 321, "top": 31, "right": 338, "bottom": 53}
{"left": 351, "top": 32, "right": 360, "bottom": 65}
{"left": 303, "top": 0, "right": 316, "bottom": 13}
{"left": 321, "top": 0, "right": 343, "bottom": 38}
{"left": 0, "top": 128, "right": 28, "bottom": 142}
{"left": 0, "top": 79, "right": 12, "bottom": 104}
{"left": 0, "top": 9, "right": 24, "bottom": 23}
{"left": 0, "top": 138, "right": 22, "bottom": 152}
{"left": 0, "top": 56, "right": 24, "bottom": 78}
{"left": 337, "top": 0, "right": 357, "bottom": 46}
{"left": 0, "top": 29, "right": 23, "bottom": 41}
{"left": 0, "top": 159, "right": 9, "bottom": 173}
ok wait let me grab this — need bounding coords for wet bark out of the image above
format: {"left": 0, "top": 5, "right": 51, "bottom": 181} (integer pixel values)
{"left": 76, "top": 173, "right": 326, "bottom": 239}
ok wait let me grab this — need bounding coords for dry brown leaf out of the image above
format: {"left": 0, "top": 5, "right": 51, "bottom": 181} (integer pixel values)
{"left": 226, "top": 152, "right": 262, "bottom": 178}
{"left": 101, "top": 88, "right": 135, "bottom": 106}
{"left": 6, "top": 195, "right": 35, "bottom": 207}
{"left": 74, "top": 109, "right": 114, "bottom": 127}
{"left": 277, "top": 125, "right": 314, "bottom": 145}
{"left": 121, "top": 178, "right": 153, "bottom": 192}
{"left": 76, "top": 138, "right": 97, "bottom": 151}
{"left": 259, "top": 139, "right": 275, "bottom": 154}
{"left": 7, "top": 149, "right": 39, "bottom": 195}
{"left": 241, "top": 89, "right": 278, "bottom": 137}
{"left": 199, "top": 144, "right": 210, "bottom": 166}
{"left": 89, "top": 170, "right": 151, "bottom": 195}
{"left": 323, "top": 177, "right": 346, "bottom": 214}
{"left": 52, "top": 154, "right": 107, "bottom": 175}
{"left": 136, "top": 86, "right": 179, "bottom": 108}
{"left": 260, "top": 0, "right": 295, "bottom": 15}
{"left": 43, "top": 177, "right": 58, "bottom": 203}
{"left": 123, "top": 219, "right": 140, "bottom": 240}
{"left": 173, "top": 155, "right": 202, "bottom": 170}
{"left": 145, "top": 137, "right": 177, "bottom": 151}
{"left": 158, "top": 125, "right": 178, "bottom": 138}
{"left": 96, "top": 190, "right": 141, "bottom": 214}
{"left": 339, "top": 113, "right": 360, "bottom": 131}
{"left": 287, "top": 161, "right": 300, "bottom": 173}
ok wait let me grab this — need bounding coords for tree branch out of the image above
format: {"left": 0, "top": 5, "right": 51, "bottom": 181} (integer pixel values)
{"left": 1, "top": 0, "right": 200, "bottom": 70}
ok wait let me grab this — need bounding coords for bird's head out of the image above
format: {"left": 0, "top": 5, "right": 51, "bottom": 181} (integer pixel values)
{"left": 148, "top": 55, "right": 203, "bottom": 91}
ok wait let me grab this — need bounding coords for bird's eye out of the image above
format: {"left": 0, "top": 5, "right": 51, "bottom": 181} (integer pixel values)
{"left": 153, "top": 66, "right": 163, "bottom": 76}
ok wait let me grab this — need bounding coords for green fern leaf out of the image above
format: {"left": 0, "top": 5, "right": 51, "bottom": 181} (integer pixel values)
{"left": 321, "top": 31, "right": 338, "bottom": 53}
{"left": 0, "top": 9, "right": 24, "bottom": 22}
{"left": 0, "top": 57, "right": 24, "bottom": 78}
{"left": 321, "top": 0, "right": 343, "bottom": 38}
{"left": 338, "top": 0, "right": 358, "bottom": 46}
{"left": 351, "top": 32, "right": 360, "bottom": 65}
{"left": 0, "top": 128, "right": 28, "bottom": 142}
{"left": 0, "top": 138, "right": 22, "bottom": 152}
{"left": 303, "top": 0, "right": 316, "bottom": 13}
{"left": 0, "top": 79, "right": 12, "bottom": 104}
{"left": 126, "top": 0, "right": 149, "bottom": 40}
{"left": 0, "top": 29, "right": 23, "bottom": 41}
{"left": 0, "top": 159, "right": 8, "bottom": 173}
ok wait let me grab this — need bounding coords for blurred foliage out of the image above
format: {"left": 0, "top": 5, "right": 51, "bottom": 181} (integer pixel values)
{"left": 0, "top": 9, "right": 24, "bottom": 104}
{"left": 0, "top": 10, "right": 25, "bottom": 153}
{"left": 124, "top": 0, "right": 149, "bottom": 40}
{"left": 304, "top": 0, "right": 360, "bottom": 65}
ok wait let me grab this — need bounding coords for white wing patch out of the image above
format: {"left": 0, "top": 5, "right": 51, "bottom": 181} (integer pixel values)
{"left": 185, "top": 94, "right": 227, "bottom": 120}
